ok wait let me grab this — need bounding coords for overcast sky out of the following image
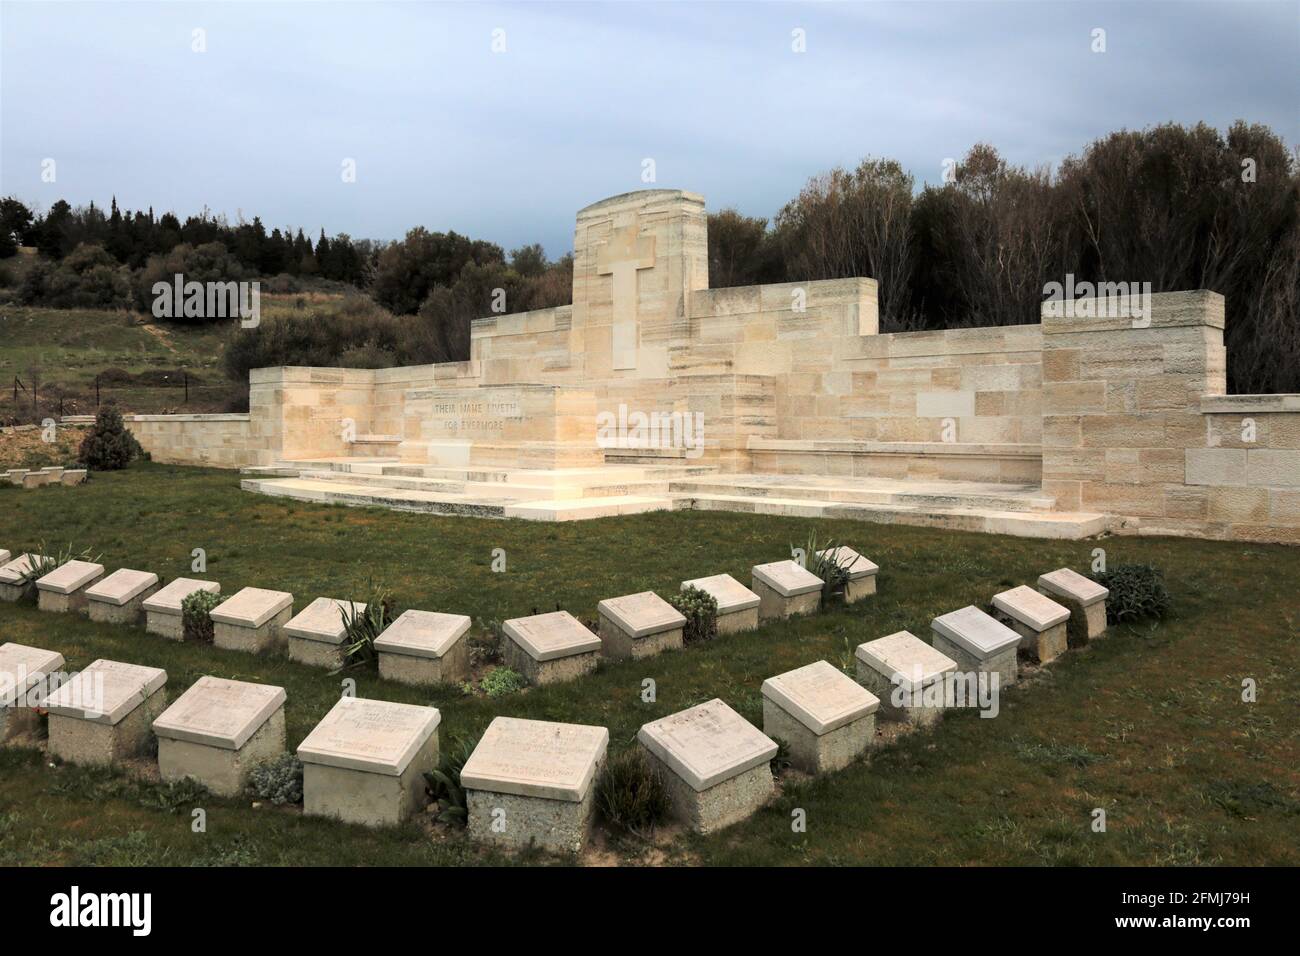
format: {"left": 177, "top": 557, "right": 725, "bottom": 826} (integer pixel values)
{"left": 2, "top": 1, "right": 1296, "bottom": 256}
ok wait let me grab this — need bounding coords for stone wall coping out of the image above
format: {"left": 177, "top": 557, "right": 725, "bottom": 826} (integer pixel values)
{"left": 1041, "top": 289, "right": 1224, "bottom": 332}
{"left": 1200, "top": 394, "right": 1300, "bottom": 414}
{"left": 748, "top": 437, "right": 1041, "bottom": 459}
{"left": 129, "top": 413, "right": 251, "bottom": 423}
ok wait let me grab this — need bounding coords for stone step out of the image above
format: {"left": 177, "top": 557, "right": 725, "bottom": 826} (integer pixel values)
{"left": 239, "top": 478, "right": 512, "bottom": 517}
{"left": 503, "top": 496, "right": 675, "bottom": 521}
{"left": 669, "top": 478, "right": 1055, "bottom": 512}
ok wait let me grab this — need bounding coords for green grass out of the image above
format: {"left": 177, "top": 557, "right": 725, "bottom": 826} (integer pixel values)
{"left": 1, "top": 463, "right": 1297, "bottom": 866}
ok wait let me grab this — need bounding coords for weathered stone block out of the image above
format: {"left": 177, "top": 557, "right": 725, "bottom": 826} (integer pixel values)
{"left": 760, "top": 660, "right": 878, "bottom": 773}
{"left": 930, "top": 606, "right": 1019, "bottom": 685}
{"left": 0, "top": 642, "right": 66, "bottom": 740}
{"left": 991, "top": 585, "right": 1070, "bottom": 663}
{"left": 45, "top": 660, "right": 168, "bottom": 767}
{"left": 855, "top": 631, "right": 957, "bottom": 728}
{"left": 285, "top": 596, "right": 365, "bottom": 669}
{"left": 462, "top": 716, "right": 608, "bottom": 854}
{"left": 751, "top": 560, "right": 823, "bottom": 620}
{"left": 374, "top": 610, "right": 471, "bottom": 687}
{"left": 211, "top": 587, "right": 293, "bottom": 654}
{"left": 638, "top": 698, "right": 776, "bottom": 834}
{"left": 0, "top": 553, "right": 45, "bottom": 603}
{"left": 1036, "top": 567, "right": 1108, "bottom": 645}
{"left": 36, "top": 560, "right": 105, "bottom": 614}
{"left": 298, "top": 697, "right": 441, "bottom": 827}
{"left": 597, "top": 590, "right": 685, "bottom": 661}
{"left": 153, "top": 676, "right": 287, "bottom": 797}
{"left": 680, "top": 573, "right": 760, "bottom": 634}
{"left": 815, "top": 546, "right": 878, "bottom": 602}
{"left": 85, "top": 568, "right": 160, "bottom": 625}
{"left": 501, "top": 610, "right": 601, "bottom": 685}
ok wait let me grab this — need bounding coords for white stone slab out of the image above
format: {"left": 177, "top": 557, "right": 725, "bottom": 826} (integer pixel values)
{"left": 374, "top": 609, "right": 470, "bottom": 660}
{"left": 85, "top": 568, "right": 159, "bottom": 606}
{"left": 297, "top": 696, "right": 441, "bottom": 776}
{"left": 35, "top": 560, "right": 104, "bottom": 594}
{"left": 931, "top": 606, "right": 1021, "bottom": 658}
{"left": 0, "top": 549, "right": 9, "bottom": 566}
{"left": 0, "top": 642, "right": 66, "bottom": 705}
{"left": 597, "top": 591, "right": 686, "bottom": 638}
{"left": 856, "top": 631, "right": 957, "bottom": 691}
{"left": 637, "top": 698, "right": 777, "bottom": 792}
{"left": 993, "top": 585, "right": 1070, "bottom": 631}
{"left": 0, "top": 554, "right": 43, "bottom": 585}
{"left": 460, "top": 716, "right": 608, "bottom": 802}
{"left": 153, "top": 676, "right": 286, "bottom": 750}
{"left": 142, "top": 577, "right": 220, "bottom": 614}
{"left": 752, "top": 560, "right": 823, "bottom": 597}
{"left": 285, "top": 596, "right": 364, "bottom": 645}
{"left": 210, "top": 587, "right": 293, "bottom": 628}
{"left": 503, "top": 610, "right": 601, "bottom": 661}
{"left": 1037, "top": 567, "right": 1109, "bottom": 607}
{"left": 761, "top": 660, "right": 879, "bottom": 735}
{"left": 680, "top": 573, "right": 760, "bottom": 613}
{"left": 815, "top": 546, "right": 879, "bottom": 581}
{"left": 45, "top": 659, "right": 167, "bottom": 725}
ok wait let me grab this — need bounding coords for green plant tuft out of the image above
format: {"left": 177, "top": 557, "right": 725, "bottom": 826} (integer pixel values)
{"left": 479, "top": 666, "right": 525, "bottom": 698}
{"left": 338, "top": 583, "right": 396, "bottom": 668}
{"left": 181, "top": 588, "right": 221, "bottom": 643}
{"left": 247, "top": 754, "right": 304, "bottom": 805}
{"left": 596, "top": 748, "right": 671, "bottom": 838}
{"left": 1092, "top": 564, "right": 1171, "bottom": 624}
{"left": 423, "top": 736, "right": 478, "bottom": 826}
{"left": 669, "top": 585, "right": 719, "bottom": 644}
{"left": 798, "top": 530, "right": 855, "bottom": 603}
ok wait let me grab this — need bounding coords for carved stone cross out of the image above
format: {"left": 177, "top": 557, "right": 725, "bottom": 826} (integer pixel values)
{"left": 596, "top": 221, "right": 655, "bottom": 370}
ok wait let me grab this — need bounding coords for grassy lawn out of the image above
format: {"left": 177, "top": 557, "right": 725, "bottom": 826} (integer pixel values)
{"left": 0, "top": 463, "right": 1297, "bottom": 866}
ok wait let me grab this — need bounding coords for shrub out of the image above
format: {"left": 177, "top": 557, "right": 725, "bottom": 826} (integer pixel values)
{"left": 669, "top": 585, "right": 718, "bottom": 644}
{"left": 78, "top": 405, "right": 144, "bottom": 471}
{"left": 595, "top": 748, "right": 670, "bottom": 838}
{"left": 247, "top": 754, "right": 303, "bottom": 805}
{"left": 338, "top": 585, "right": 395, "bottom": 668}
{"left": 799, "top": 531, "right": 855, "bottom": 602}
{"left": 181, "top": 589, "right": 221, "bottom": 643}
{"left": 1092, "top": 565, "right": 1172, "bottom": 624}
{"left": 479, "top": 667, "right": 525, "bottom": 698}
{"left": 422, "top": 736, "right": 478, "bottom": 826}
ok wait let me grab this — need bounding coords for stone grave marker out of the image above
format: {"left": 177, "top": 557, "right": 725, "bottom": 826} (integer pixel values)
{"left": 1037, "top": 567, "right": 1109, "bottom": 645}
{"left": 0, "top": 642, "right": 66, "bottom": 740}
{"left": 855, "top": 630, "right": 957, "bottom": 727}
{"left": 501, "top": 610, "right": 601, "bottom": 685}
{"left": 680, "top": 573, "right": 760, "bottom": 634}
{"left": 142, "top": 577, "right": 221, "bottom": 640}
{"left": 761, "top": 660, "right": 879, "bottom": 773}
{"left": 751, "top": 559, "right": 823, "bottom": 620}
{"left": 85, "top": 568, "right": 160, "bottom": 625}
{"left": 931, "top": 606, "right": 1020, "bottom": 685}
{"left": 596, "top": 590, "right": 686, "bottom": 660}
{"left": 45, "top": 659, "right": 168, "bottom": 766}
{"left": 36, "top": 560, "right": 105, "bottom": 614}
{"left": 815, "top": 546, "right": 879, "bottom": 602}
{"left": 210, "top": 587, "right": 293, "bottom": 654}
{"left": 992, "top": 585, "right": 1070, "bottom": 664}
{"left": 285, "top": 597, "right": 365, "bottom": 669}
{"left": 373, "top": 609, "right": 471, "bottom": 687}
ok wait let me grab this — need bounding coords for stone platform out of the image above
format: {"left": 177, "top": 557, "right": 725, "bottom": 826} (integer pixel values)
{"left": 240, "top": 457, "right": 1108, "bottom": 538}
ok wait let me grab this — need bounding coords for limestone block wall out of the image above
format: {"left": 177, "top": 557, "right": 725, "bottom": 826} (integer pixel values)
{"left": 129, "top": 414, "right": 258, "bottom": 468}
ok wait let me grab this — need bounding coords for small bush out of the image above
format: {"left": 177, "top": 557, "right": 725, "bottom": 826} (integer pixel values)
{"left": 479, "top": 667, "right": 525, "bottom": 698}
{"left": 423, "top": 736, "right": 478, "bottom": 826}
{"left": 78, "top": 405, "right": 144, "bottom": 471}
{"left": 247, "top": 754, "right": 303, "bottom": 805}
{"left": 181, "top": 589, "right": 221, "bottom": 643}
{"left": 596, "top": 748, "right": 670, "bottom": 838}
{"left": 669, "top": 585, "right": 719, "bottom": 644}
{"left": 801, "top": 532, "right": 855, "bottom": 602}
{"left": 1092, "top": 564, "right": 1172, "bottom": 624}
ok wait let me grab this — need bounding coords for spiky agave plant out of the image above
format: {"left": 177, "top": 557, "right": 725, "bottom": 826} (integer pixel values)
{"left": 423, "top": 736, "right": 478, "bottom": 825}
{"left": 798, "top": 530, "right": 855, "bottom": 602}
{"left": 338, "top": 584, "right": 395, "bottom": 668}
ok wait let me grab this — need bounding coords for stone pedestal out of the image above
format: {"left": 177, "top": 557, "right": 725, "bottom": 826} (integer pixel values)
{"left": 855, "top": 631, "right": 957, "bottom": 728}
{"left": 462, "top": 716, "right": 608, "bottom": 854}
{"left": 637, "top": 698, "right": 777, "bottom": 834}
{"left": 375, "top": 610, "right": 472, "bottom": 687}
{"left": 85, "top": 569, "right": 160, "bottom": 625}
{"left": 992, "top": 585, "right": 1070, "bottom": 664}
{"left": 815, "top": 546, "right": 879, "bottom": 602}
{"left": 597, "top": 591, "right": 685, "bottom": 660}
{"left": 143, "top": 578, "right": 221, "bottom": 640}
{"left": 751, "top": 560, "right": 823, "bottom": 620}
{"left": 761, "top": 660, "right": 878, "bottom": 774}
{"left": 931, "top": 606, "right": 1020, "bottom": 686}
{"left": 298, "top": 697, "right": 441, "bottom": 827}
{"left": 0, "top": 642, "right": 66, "bottom": 741}
{"left": 153, "top": 676, "right": 287, "bottom": 797}
{"left": 1037, "top": 568, "right": 1109, "bottom": 646}
{"left": 680, "top": 574, "right": 760, "bottom": 635}
{"left": 211, "top": 587, "right": 293, "bottom": 654}
{"left": 0, "top": 554, "right": 45, "bottom": 603}
{"left": 36, "top": 560, "right": 105, "bottom": 614}
{"left": 45, "top": 660, "right": 168, "bottom": 767}
{"left": 285, "top": 597, "right": 364, "bottom": 669}
{"left": 501, "top": 611, "right": 601, "bottom": 685}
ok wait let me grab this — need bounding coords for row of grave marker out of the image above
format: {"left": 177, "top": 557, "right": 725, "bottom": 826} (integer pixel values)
{"left": 0, "top": 545, "right": 882, "bottom": 688}
{"left": 3, "top": 466, "right": 88, "bottom": 490}
{"left": 1, "top": 540, "right": 1109, "bottom": 849}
